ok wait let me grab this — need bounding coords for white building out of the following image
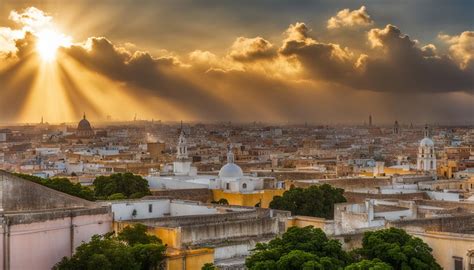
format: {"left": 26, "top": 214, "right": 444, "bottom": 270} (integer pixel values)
{"left": 417, "top": 126, "right": 436, "bottom": 174}
{"left": 209, "top": 145, "right": 264, "bottom": 193}
{"left": 172, "top": 129, "right": 197, "bottom": 176}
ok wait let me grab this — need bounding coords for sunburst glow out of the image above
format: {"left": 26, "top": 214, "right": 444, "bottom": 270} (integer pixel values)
{"left": 36, "top": 29, "right": 72, "bottom": 62}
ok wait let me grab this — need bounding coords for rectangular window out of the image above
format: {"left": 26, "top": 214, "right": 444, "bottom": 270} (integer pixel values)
{"left": 148, "top": 204, "right": 153, "bottom": 213}
{"left": 453, "top": 256, "right": 463, "bottom": 270}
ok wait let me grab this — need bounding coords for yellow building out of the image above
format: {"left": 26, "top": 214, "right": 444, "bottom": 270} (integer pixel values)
{"left": 114, "top": 221, "right": 214, "bottom": 270}
{"left": 212, "top": 189, "right": 284, "bottom": 208}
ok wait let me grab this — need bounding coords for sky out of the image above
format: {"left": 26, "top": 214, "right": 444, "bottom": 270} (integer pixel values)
{"left": 0, "top": 0, "right": 473, "bottom": 124}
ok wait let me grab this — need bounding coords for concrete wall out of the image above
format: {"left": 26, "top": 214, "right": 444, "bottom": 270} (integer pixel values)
{"left": 2, "top": 212, "right": 112, "bottom": 270}
{"left": 213, "top": 239, "right": 267, "bottom": 261}
{"left": 169, "top": 202, "right": 217, "bottom": 216}
{"left": 388, "top": 214, "right": 474, "bottom": 233}
{"left": 344, "top": 191, "right": 428, "bottom": 203}
{"left": 180, "top": 218, "right": 279, "bottom": 246}
{"left": 111, "top": 200, "right": 171, "bottom": 221}
{"left": 287, "top": 216, "right": 335, "bottom": 235}
{"left": 0, "top": 172, "right": 96, "bottom": 212}
{"left": 425, "top": 191, "right": 460, "bottom": 201}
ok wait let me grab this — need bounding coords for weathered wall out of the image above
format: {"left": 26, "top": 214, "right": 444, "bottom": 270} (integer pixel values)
{"left": 0, "top": 172, "right": 95, "bottom": 212}
{"left": 180, "top": 218, "right": 279, "bottom": 246}
{"left": 344, "top": 191, "right": 428, "bottom": 203}
{"left": 287, "top": 216, "right": 335, "bottom": 235}
{"left": 388, "top": 214, "right": 474, "bottom": 233}
{"left": 3, "top": 212, "right": 112, "bottom": 270}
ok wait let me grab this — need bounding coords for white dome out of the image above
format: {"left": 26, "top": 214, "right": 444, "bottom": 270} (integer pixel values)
{"left": 420, "top": 137, "right": 434, "bottom": 147}
{"left": 218, "top": 163, "right": 243, "bottom": 179}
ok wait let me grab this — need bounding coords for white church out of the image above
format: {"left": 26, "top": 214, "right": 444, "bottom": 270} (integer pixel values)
{"left": 417, "top": 125, "right": 436, "bottom": 175}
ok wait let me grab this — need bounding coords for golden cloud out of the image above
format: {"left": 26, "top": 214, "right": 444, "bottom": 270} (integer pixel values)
{"left": 327, "top": 6, "right": 373, "bottom": 29}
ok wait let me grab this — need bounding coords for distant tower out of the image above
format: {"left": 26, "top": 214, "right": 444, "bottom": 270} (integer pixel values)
{"left": 176, "top": 127, "right": 188, "bottom": 160}
{"left": 417, "top": 125, "right": 436, "bottom": 175}
{"left": 173, "top": 124, "right": 192, "bottom": 175}
{"left": 393, "top": 120, "right": 400, "bottom": 135}
{"left": 423, "top": 124, "right": 430, "bottom": 138}
{"left": 369, "top": 115, "right": 372, "bottom": 127}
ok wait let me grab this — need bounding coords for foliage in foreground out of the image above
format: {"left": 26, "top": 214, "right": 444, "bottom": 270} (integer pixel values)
{"left": 53, "top": 224, "right": 166, "bottom": 270}
{"left": 245, "top": 226, "right": 440, "bottom": 270}
{"left": 15, "top": 173, "right": 95, "bottom": 201}
{"left": 269, "top": 184, "right": 346, "bottom": 219}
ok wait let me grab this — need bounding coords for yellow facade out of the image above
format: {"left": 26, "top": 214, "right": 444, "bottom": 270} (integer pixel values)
{"left": 165, "top": 248, "right": 214, "bottom": 270}
{"left": 287, "top": 215, "right": 329, "bottom": 229}
{"left": 114, "top": 221, "right": 214, "bottom": 270}
{"left": 212, "top": 189, "right": 285, "bottom": 208}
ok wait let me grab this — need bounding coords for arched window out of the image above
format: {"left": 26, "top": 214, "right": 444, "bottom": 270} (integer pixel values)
{"left": 242, "top": 183, "right": 247, "bottom": 189}
{"left": 430, "top": 160, "right": 434, "bottom": 169}
{"left": 226, "top": 183, "right": 230, "bottom": 190}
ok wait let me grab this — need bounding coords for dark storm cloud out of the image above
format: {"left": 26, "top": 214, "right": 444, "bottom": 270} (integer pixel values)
{"left": 279, "top": 23, "right": 473, "bottom": 93}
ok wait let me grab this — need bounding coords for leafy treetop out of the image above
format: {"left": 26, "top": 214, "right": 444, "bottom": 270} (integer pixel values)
{"left": 269, "top": 184, "right": 346, "bottom": 219}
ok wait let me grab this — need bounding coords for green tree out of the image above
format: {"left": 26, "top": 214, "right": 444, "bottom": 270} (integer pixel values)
{"left": 54, "top": 224, "right": 166, "bottom": 270}
{"left": 53, "top": 235, "right": 139, "bottom": 270}
{"left": 201, "top": 263, "right": 218, "bottom": 270}
{"left": 345, "top": 259, "right": 393, "bottom": 270}
{"left": 245, "top": 226, "right": 351, "bottom": 270}
{"left": 108, "top": 193, "right": 127, "bottom": 200}
{"left": 131, "top": 244, "right": 166, "bottom": 270}
{"left": 269, "top": 184, "right": 346, "bottom": 219}
{"left": 93, "top": 173, "right": 150, "bottom": 198}
{"left": 358, "top": 228, "right": 441, "bottom": 270}
{"left": 118, "top": 223, "right": 161, "bottom": 246}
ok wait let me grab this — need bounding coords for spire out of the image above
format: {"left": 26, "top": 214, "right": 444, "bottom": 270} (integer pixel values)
{"left": 176, "top": 123, "right": 188, "bottom": 159}
{"left": 227, "top": 143, "right": 235, "bottom": 164}
{"left": 423, "top": 124, "right": 430, "bottom": 138}
{"left": 83, "top": 113, "right": 86, "bottom": 120}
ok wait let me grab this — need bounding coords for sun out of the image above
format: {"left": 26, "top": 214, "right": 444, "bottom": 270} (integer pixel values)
{"left": 36, "top": 29, "right": 72, "bottom": 62}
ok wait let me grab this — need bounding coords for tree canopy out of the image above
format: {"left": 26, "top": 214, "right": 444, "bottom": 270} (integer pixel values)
{"left": 245, "top": 226, "right": 439, "bottom": 270}
{"left": 93, "top": 173, "right": 151, "bottom": 199}
{"left": 54, "top": 224, "right": 166, "bottom": 270}
{"left": 15, "top": 173, "right": 95, "bottom": 201}
{"left": 357, "top": 228, "right": 441, "bottom": 270}
{"left": 269, "top": 184, "right": 346, "bottom": 219}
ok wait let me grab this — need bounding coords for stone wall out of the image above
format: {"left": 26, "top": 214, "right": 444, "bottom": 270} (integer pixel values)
{"left": 150, "top": 188, "right": 212, "bottom": 203}
{"left": 344, "top": 191, "right": 428, "bottom": 203}
{"left": 388, "top": 214, "right": 474, "bottom": 233}
{"left": 180, "top": 218, "right": 279, "bottom": 246}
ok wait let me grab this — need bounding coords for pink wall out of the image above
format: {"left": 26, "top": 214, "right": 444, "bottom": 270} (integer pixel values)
{"left": 6, "top": 213, "right": 112, "bottom": 270}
